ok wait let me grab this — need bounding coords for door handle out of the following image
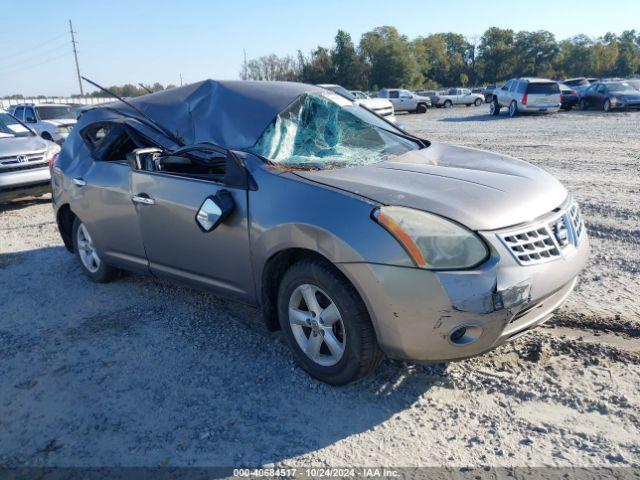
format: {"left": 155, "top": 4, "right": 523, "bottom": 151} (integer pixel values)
{"left": 131, "top": 194, "right": 155, "bottom": 205}
{"left": 72, "top": 177, "right": 86, "bottom": 187}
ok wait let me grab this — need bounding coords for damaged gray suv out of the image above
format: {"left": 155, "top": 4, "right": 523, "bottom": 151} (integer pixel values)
{"left": 51, "top": 80, "right": 589, "bottom": 385}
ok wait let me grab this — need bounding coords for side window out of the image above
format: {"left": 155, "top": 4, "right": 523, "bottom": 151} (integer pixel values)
{"left": 517, "top": 81, "right": 527, "bottom": 94}
{"left": 83, "top": 124, "right": 111, "bottom": 150}
{"left": 24, "top": 107, "right": 36, "bottom": 122}
{"left": 502, "top": 81, "right": 512, "bottom": 91}
{"left": 509, "top": 81, "right": 518, "bottom": 93}
{"left": 83, "top": 123, "right": 140, "bottom": 162}
{"left": 14, "top": 107, "right": 24, "bottom": 121}
{"left": 597, "top": 84, "right": 606, "bottom": 93}
{"left": 389, "top": 90, "right": 399, "bottom": 99}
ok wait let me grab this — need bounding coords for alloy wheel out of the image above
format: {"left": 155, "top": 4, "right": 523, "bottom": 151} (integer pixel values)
{"left": 77, "top": 223, "right": 101, "bottom": 273}
{"left": 288, "top": 283, "right": 346, "bottom": 367}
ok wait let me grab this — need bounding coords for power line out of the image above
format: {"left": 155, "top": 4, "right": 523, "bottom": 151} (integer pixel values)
{"left": 0, "top": 32, "right": 67, "bottom": 62}
{"left": 0, "top": 51, "right": 72, "bottom": 75}
{"left": 0, "top": 39, "right": 69, "bottom": 68}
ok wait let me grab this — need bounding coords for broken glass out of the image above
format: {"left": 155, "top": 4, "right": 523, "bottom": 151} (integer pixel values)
{"left": 249, "top": 93, "right": 418, "bottom": 169}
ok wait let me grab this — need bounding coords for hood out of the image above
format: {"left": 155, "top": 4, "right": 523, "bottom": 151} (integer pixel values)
{"left": 45, "top": 118, "right": 77, "bottom": 127}
{"left": 359, "top": 98, "right": 392, "bottom": 109}
{"left": 0, "top": 135, "right": 48, "bottom": 157}
{"left": 616, "top": 92, "right": 640, "bottom": 100}
{"left": 294, "top": 142, "right": 567, "bottom": 231}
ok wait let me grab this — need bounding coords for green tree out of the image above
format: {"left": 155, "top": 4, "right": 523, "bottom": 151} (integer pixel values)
{"left": 299, "top": 47, "right": 334, "bottom": 84}
{"left": 514, "top": 30, "right": 559, "bottom": 77}
{"left": 478, "top": 27, "right": 517, "bottom": 82}
{"left": 555, "top": 35, "right": 595, "bottom": 78}
{"left": 359, "top": 26, "right": 421, "bottom": 89}
{"left": 331, "top": 30, "right": 368, "bottom": 89}
{"left": 614, "top": 30, "right": 640, "bottom": 76}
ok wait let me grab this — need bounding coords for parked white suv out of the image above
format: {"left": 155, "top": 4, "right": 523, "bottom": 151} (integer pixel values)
{"left": 434, "top": 88, "right": 484, "bottom": 108}
{"left": 318, "top": 85, "right": 396, "bottom": 122}
{"left": 490, "top": 78, "right": 561, "bottom": 117}
{"left": 378, "top": 89, "right": 431, "bottom": 113}
{"left": 9, "top": 104, "right": 77, "bottom": 144}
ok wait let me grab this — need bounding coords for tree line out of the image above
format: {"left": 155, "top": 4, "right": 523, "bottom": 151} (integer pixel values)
{"left": 2, "top": 82, "right": 176, "bottom": 100}
{"left": 241, "top": 26, "right": 640, "bottom": 90}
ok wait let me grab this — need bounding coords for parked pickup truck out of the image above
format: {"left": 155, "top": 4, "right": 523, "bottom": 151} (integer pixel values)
{"left": 378, "top": 89, "right": 431, "bottom": 113}
{"left": 434, "top": 88, "right": 484, "bottom": 108}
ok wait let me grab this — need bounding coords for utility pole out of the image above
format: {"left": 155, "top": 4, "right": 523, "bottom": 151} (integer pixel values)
{"left": 69, "top": 20, "right": 84, "bottom": 96}
{"left": 179, "top": 73, "right": 183, "bottom": 86}
{"left": 242, "top": 48, "right": 248, "bottom": 80}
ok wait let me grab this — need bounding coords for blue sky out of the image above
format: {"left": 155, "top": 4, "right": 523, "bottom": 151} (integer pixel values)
{"left": 1, "top": 0, "right": 639, "bottom": 96}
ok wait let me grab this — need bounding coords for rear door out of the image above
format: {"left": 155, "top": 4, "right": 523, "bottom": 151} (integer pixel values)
{"left": 594, "top": 84, "right": 607, "bottom": 107}
{"left": 68, "top": 122, "right": 148, "bottom": 272}
{"left": 130, "top": 153, "right": 254, "bottom": 302}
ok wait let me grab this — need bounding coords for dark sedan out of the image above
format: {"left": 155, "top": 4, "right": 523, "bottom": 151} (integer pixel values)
{"left": 558, "top": 83, "right": 579, "bottom": 111}
{"left": 579, "top": 81, "right": 640, "bottom": 111}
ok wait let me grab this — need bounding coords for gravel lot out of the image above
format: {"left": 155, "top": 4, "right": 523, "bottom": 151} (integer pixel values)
{"left": 1, "top": 105, "right": 639, "bottom": 468}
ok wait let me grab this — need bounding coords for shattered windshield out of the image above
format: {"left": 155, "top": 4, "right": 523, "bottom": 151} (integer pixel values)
{"left": 249, "top": 93, "right": 419, "bottom": 169}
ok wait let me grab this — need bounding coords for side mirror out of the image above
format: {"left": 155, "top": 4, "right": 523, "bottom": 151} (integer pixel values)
{"left": 196, "top": 190, "right": 235, "bottom": 232}
{"left": 25, "top": 116, "right": 36, "bottom": 123}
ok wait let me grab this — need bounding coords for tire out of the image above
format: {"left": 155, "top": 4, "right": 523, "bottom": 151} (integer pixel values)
{"left": 416, "top": 103, "right": 428, "bottom": 113}
{"left": 490, "top": 98, "right": 501, "bottom": 116}
{"left": 579, "top": 99, "right": 587, "bottom": 111}
{"left": 41, "top": 132, "right": 53, "bottom": 141}
{"left": 474, "top": 98, "right": 482, "bottom": 106}
{"left": 72, "top": 218, "right": 120, "bottom": 283}
{"left": 444, "top": 100, "right": 453, "bottom": 108}
{"left": 603, "top": 99, "right": 612, "bottom": 112}
{"left": 277, "top": 258, "right": 383, "bottom": 385}
{"left": 508, "top": 100, "right": 518, "bottom": 117}
{"left": 485, "top": 94, "right": 493, "bottom": 103}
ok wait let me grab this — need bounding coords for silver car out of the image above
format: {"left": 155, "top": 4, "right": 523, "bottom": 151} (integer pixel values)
{"left": 51, "top": 81, "right": 589, "bottom": 385}
{"left": 491, "top": 78, "right": 561, "bottom": 117}
{"left": 0, "top": 110, "right": 60, "bottom": 202}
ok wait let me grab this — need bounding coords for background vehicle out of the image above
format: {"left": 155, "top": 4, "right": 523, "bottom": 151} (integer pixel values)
{"left": 0, "top": 110, "right": 60, "bottom": 202}
{"left": 483, "top": 85, "right": 497, "bottom": 103}
{"left": 9, "top": 103, "right": 76, "bottom": 144}
{"left": 433, "top": 88, "right": 484, "bottom": 108}
{"left": 579, "top": 81, "right": 640, "bottom": 111}
{"left": 350, "top": 90, "right": 369, "bottom": 99}
{"left": 559, "top": 83, "right": 579, "bottom": 110}
{"left": 318, "top": 84, "right": 395, "bottom": 121}
{"left": 414, "top": 90, "right": 440, "bottom": 106}
{"left": 491, "top": 78, "right": 561, "bottom": 117}
{"left": 562, "top": 77, "right": 593, "bottom": 94}
{"left": 378, "top": 88, "right": 431, "bottom": 113}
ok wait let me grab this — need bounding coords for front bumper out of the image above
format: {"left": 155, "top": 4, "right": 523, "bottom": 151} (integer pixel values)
{"left": 339, "top": 229, "right": 589, "bottom": 362}
{"left": 0, "top": 165, "right": 51, "bottom": 202}
{"left": 611, "top": 99, "right": 640, "bottom": 110}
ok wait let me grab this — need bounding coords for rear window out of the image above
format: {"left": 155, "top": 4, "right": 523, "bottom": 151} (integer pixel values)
{"left": 526, "top": 83, "right": 560, "bottom": 94}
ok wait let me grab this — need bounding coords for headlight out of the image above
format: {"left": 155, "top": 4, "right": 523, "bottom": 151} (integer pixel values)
{"left": 44, "top": 142, "right": 61, "bottom": 161}
{"left": 372, "top": 206, "right": 489, "bottom": 269}
{"left": 55, "top": 126, "right": 69, "bottom": 134}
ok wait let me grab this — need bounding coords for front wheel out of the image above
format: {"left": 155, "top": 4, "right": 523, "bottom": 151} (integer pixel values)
{"left": 603, "top": 99, "right": 612, "bottom": 112}
{"left": 444, "top": 100, "right": 453, "bottom": 108}
{"left": 277, "top": 258, "right": 383, "bottom": 385}
{"left": 416, "top": 103, "right": 428, "bottom": 113}
{"left": 73, "top": 218, "right": 120, "bottom": 283}
{"left": 490, "top": 98, "right": 501, "bottom": 116}
{"left": 474, "top": 98, "right": 482, "bottom": 106}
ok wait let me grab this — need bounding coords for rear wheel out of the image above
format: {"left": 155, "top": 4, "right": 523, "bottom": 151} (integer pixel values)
{"left": 490, "top": 98, "right": 501, "bottom": 116}
{"left": 72, "top": 218, "right": 119, "bottom": 283}
{"left": 277, "top": 258, "right": 383, "bottom": 385}
{"left": 508, "top": 100, "right": 518, "bottom": 117}
{"left": 603, "top": 99, "right": 612, "bottom": 112}
{"left": 474, "top": 98, "right": 482, "bottom": 106}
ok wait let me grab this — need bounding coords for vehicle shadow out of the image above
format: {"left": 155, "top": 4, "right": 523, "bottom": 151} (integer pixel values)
{"left": 0, "top": 195, "right": 51, "bottom": 212}
{"left": 0, "top": 246, "right": 447, "bottom": 467}
{"left": 439, "top": 114, "right": 511, "bottom": 123}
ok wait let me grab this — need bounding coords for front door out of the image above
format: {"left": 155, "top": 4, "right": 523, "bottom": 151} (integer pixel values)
{"left": 130, "top": 170, "right": 254, "bottom": 302}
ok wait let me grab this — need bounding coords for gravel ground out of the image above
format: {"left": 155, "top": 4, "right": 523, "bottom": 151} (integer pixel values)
{"left": 0, "top": 105, "right": 639, "bottom": 468}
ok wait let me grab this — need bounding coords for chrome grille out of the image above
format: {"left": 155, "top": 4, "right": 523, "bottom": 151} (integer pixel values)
{"left": 0, "top": 153, "right": 45, "bottom": 167}
{"left": 498, "top": 199, "right": 585, "bottom": 266}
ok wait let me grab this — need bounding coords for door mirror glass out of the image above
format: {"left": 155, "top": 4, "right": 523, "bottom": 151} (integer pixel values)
{"left": 25, "top": 115, "right": 36, "bottom": 123}
{"left": 196, "top": 190, "right": 234, "bottom": 232}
